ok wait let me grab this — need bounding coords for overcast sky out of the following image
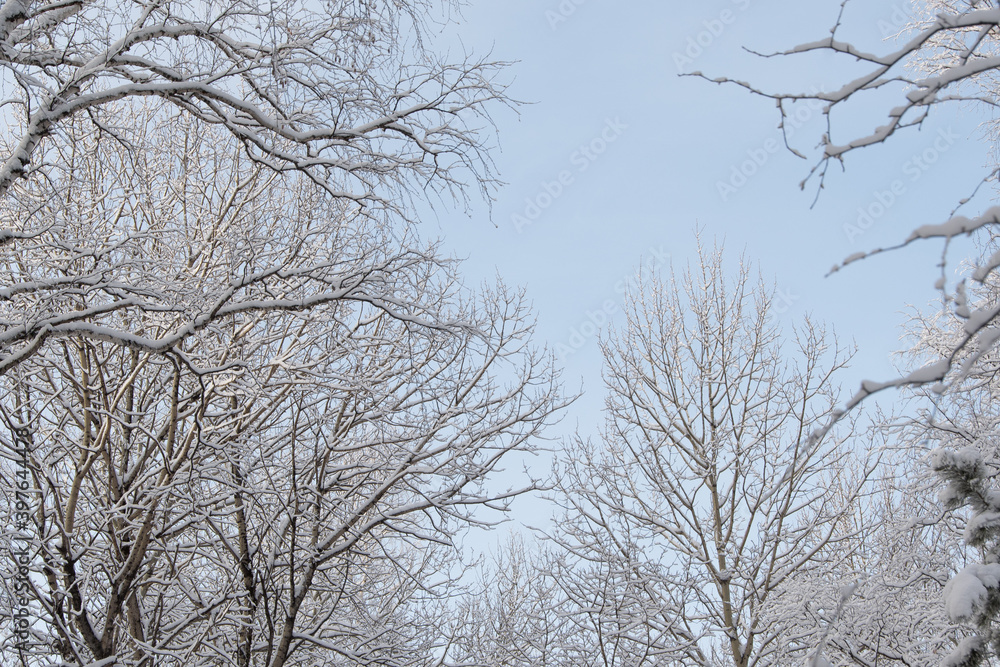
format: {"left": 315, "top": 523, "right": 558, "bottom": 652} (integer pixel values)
{"left": 424, "top": 0, "right": 991, "bottom": 505}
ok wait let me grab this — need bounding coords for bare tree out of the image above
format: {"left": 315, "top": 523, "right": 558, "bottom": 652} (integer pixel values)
{"left": 0, "top": 3, "right": 560, "bottom": 665}
{"left": 442, "top": 532, "right": 672, "bottom": 667}
{"left": 891, "top": 244, "right": 1000, "bottom": 667}
{"left": 0, "top": 0, "right": 503, "bottom": 200}
{"left": 761, "top": 452, "right": 965, "bottom": 666}
{"left": 439, "top": 535, "right": 569, "bottom": 667}
{"left": 715, "top": 5, "right": 1000, "bottom": 666}
{"left": 0, "top": 110, "right": 564, "bottom": 666}
{"left": 0, "top": 0, "right": 509, "bottom": 373}
{"left": 547, "top": 244, "right": 877, "bottom": 667}
{"left": 701, "top": 5, "right": 1000, "bottom": 664}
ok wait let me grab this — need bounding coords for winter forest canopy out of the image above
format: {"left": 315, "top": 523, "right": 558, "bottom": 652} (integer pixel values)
{"left": 5, "top": 0, "right": 1000, "bottom": 666}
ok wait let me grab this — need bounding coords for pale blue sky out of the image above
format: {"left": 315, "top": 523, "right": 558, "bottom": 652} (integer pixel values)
{"left": 429, "top": 1, "right": 990, "bottom": 451}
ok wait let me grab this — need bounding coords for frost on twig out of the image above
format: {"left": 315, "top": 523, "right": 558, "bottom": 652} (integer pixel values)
{"left": 700, "top": 2, "right": 1000, "bottom": 421}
